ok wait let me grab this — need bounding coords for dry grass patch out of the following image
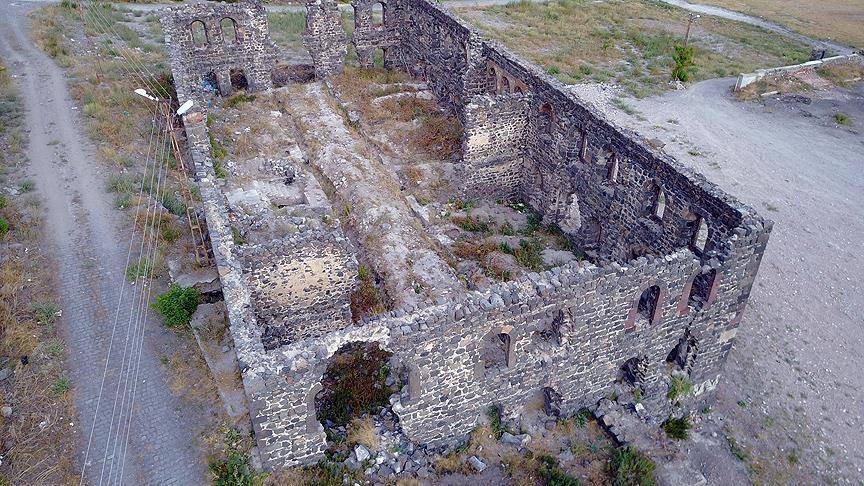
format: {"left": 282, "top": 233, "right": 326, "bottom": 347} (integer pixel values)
{"left": 817, "top": 62, "right": 864, "bottom": 88}
{"left": 734, "top": 74, "right": 811, "bottom": 100}
{"left": 346, "top": 415, "right": 379, "bottom": 451}
{"left": 163, "top": 337, "right": 220, "bottom": 406}
{"left": 699, "top": 0, "right": 864, "bottom": 48}
{"left": 456, "top": 0, "right": 811, "bottom": 97}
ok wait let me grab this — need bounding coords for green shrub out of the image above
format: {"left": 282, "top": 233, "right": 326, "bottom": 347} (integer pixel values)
{"left": 833, "top": 112, "right": 852, "bottom": 126}
{"left": 573, "top": 408, "right": 591, "bottom": 428}
{"left": 209, "top": 450, "right": 261, "bottom": 486}
{"left": 609, "top": 447, "right": 656, "bottom": 486}
{"left": 52, "top": 377, "right": 71, "bottom": 395}
{"left": 152, "top": 284, "right": 200, "bottom": 328}
{"left": 126, "top": 260, "right": 154, "bottom": 281}
{"left": 32, "top": 301, "right": 61, "bottom": 325}
{"left": 210, "top": 133, "right": 227, "bottom": 160}
{"left": 160, "top": 193, "right": 187, "bottom": 216}
{"left": 662, "top": 416, "right": 691, "bottom": 440}
{"left": 19, "top": 180, "right": 34, "bottom": 193}
{"left": 0, "top": 218, "right": 8, "bottom": 238}
{"left": 499, "top": 238, "right": 544, "bottom": 270}
{"left": 538, "top": 455, "right": 581, "bottom": 486}
{"left": 214, "top": 161, "right": 228, "bottom": 179}
{"left": 671, "top": 44, "right": 695, "bottom": 82}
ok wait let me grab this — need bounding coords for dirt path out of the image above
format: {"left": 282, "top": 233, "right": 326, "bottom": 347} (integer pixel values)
{"left": 0, "top": 3, "right": 207, "bottom": 484}
{"left": 657, "top": 0, "right": 853, "bottom": 55}
{"left": 579, "top": 78, "right": 864, "bottom": 482}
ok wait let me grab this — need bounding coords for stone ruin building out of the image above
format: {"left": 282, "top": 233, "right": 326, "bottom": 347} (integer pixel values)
{"left": 161, "top": 0, "right": 772, "bottom": 469}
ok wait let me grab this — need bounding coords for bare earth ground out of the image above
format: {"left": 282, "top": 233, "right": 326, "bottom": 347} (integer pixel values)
{"left": 0, "top": 2, "right": 208, "bottom": 484}
{"left": 574, "top": 78, "right": 864, "bottom": 483}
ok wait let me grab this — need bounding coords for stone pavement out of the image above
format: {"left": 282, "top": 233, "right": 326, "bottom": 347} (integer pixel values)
{"left": 0, "top": 3, "right": 207, "bottom": 484}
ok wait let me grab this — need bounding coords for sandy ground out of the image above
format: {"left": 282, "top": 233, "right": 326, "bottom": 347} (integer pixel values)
{"left": 574, "top": 78, "right": 864, "bottom": 483}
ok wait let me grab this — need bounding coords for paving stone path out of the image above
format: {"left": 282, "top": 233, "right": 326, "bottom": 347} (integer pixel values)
{"left": 0, "top": 3, "right": 207, "bottom": 484}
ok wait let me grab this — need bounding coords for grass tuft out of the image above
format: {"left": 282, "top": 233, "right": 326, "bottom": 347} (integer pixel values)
{"left": 662, "top": 416, "right": 691, "bottom": 440}
{"left": 609, "top": 446, "right": 656, "bottom": 486}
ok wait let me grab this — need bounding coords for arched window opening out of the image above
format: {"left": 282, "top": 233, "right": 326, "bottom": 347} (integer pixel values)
{"left": 543, "top": 387, "right": 563, "bottom": 418}
{"left": 607, "top": 154, "right": 620, "bottom": 182}
{"left": 374, "top": 48, "right": 386, "bottom": 69}
{"left": 305, "top": 384, "right": 324, "bottom": 433}
{"left": 190, "top": 20, "right": 208, "bottom": 47}
{"left": 654, "top": 189, "right": 666, "bottom": 219}
{"left": 372, "top": 2, "right": 385, "bottom": 26}
{"left": 637, "top": 285, "right": 661, "bottom": 325}
{"left": 220, "top": 17, "right": 238, "bottom": 43}
{"left": 500, "top": 76, "right": 511, "bottom": 94}
{"left": 538, "top": 103, "right": 555, "bottom": 133}
{"left": 480, "top": 327, "right": 515, "bottom": 370}
{"left": 687, "top": 268, "right": 717, "bottom": 312}
{"left": 620, "top": 357, "right": 647, "bottom": 389}
{"left": 230, "top": 68, "right": 248, "bottom": 92}
{"left": 666, "top": 331, "right": 698, "bottom": 373}
{"left": 579, "top": 131, "right": 588, "bottom": 161}
{"left": 202, "top": 71, "right": 219, "bottom": 94}
{"left": 692, "top": 218, "right": 709, "bottom": 252}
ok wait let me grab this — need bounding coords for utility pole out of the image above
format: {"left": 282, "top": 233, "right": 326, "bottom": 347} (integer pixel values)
{"left": 684, "top": 13, "right": 700, "bottom": 48}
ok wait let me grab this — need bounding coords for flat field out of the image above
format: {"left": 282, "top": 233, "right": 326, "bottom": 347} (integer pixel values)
{"left": 700, "top": 0, "right": 864, "bottom": 48}
{"left": 455, "top": 0, "right": 811, "bottom": 97}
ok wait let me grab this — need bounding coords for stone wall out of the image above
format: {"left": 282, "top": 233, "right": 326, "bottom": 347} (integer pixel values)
{"left": 304, "top": 0, "right": 347, "bottom": 78}
{"left": 239, "top": 232, "right": 357, "bottom": 350}
{"left": 461, "top": 93, "right": 528, "bottom": 200}
{"left": 165, "top": 0, "right": 773, "bottom": 471}
{"left": 350, "top": 0, "right": 400, "bottom": 68}
{"left": 161, "top": 0, "right": 276, "bottom": 103}
{"left": 245, "top": 212, "right": 769, "bottom": 467}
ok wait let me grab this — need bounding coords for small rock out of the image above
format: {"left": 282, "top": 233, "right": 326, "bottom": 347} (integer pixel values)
{"left": 0, "top": 368, "right": 10, "bottom": 381}
{"left": 348, "top": 111, "right": 361, "bottom": 126}
{"left": 378, "top": 465, "right": 394, "bottom": 476}
{"left": 501, "top": 432, "right": 531, "bottom": 446}
{"left": 1, "top": 406, "right": 12, "bottom": 417}
{"left": 354, "top": 444, "right": 371, "bottom": 463}
{"left": 467, "top": 455, "right": 487, "bottom": 472}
